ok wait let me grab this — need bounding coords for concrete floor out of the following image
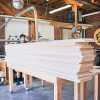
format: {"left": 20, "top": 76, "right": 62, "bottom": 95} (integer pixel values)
{"left": 0, "top": 77, "right": 94, "bottom": 100}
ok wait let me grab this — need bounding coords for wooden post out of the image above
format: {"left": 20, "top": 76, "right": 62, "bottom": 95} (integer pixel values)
{"left": 94, "top": 74, "right": 100, "bottom": 100}
{"left": 9, "top": 68, "right": 13, "bottom": 93}
{"left": 91, "top": 0, "right": 94, "bottom": 3}
{"left": 29, "top": 75, "right": 33, "bottom": 90}
{"left": 74, "top": 3, "right": 77, "bottom": 28}
{"left": 54, "top": 78, "right": 61, "bottom": 100}
{"left": 35, "top": 13, "right": 45, "bottom": 86}
{"left": 72, "top": 3, "right": 77, "bottom": 39}
{"left": 41, "top": 79, "right": 45, "bottom": 87}
{"left": 74, "top": 82, "right": 80, "bottom": 100}
{"left": 31, "top": 21, "right": 35, "bottom": 40}
{"left": 35, "top": 14, "right": 39, "bottom": 42}
{"left": 24, "top": 73, "right": 28, "bottom": 90}
{"left": 80, "top": 82, "right": 86, "bottom": 100}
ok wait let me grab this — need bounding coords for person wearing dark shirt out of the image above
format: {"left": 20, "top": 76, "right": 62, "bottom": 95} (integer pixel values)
{"left": 16, "top": 34, "right": 26, "bottom": 85}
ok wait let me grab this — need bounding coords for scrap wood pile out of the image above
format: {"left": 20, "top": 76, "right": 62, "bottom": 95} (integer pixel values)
{"left": 5, "top": 38, "right": 96, "bottom": 83}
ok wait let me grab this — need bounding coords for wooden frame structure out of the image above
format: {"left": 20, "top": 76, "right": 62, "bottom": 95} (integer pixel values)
{"left": 90, "top": 69, "right": 100, "bottom": 100}
{"left": 8, "top": 64, "right": 100, "bottom": 100}
{"left": 8, "top": 63, "right": 87, "bottom": 100}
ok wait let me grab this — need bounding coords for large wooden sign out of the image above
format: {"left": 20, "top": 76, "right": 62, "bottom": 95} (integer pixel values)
{"left": 94, "top": 28, "right": 100, "bottom": 46}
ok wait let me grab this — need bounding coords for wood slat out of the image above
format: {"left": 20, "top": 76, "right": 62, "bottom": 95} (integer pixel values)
{"left": 5, "top": 39, "right": 95, "bottom": 83}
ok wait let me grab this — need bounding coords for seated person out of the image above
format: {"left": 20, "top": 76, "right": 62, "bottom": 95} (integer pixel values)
{"left": 16, "top": 34, "right": 26, "bottom": 85}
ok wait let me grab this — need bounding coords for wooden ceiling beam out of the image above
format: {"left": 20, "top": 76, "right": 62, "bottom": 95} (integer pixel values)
{"left": 24, "top": 3, "right": 53, "bottom": 9}
{"left": 37, "top": 8, "right": 45, "bottom": 16}
{"left": 37, "top": 0, "right": 44, "bottom": 4}
{"left": 55, "top": 2, "right": 66, "bottom": 9}
{"left": 0, "top": 10, "right": 67, "bottom": 22}
{"left": 51, "top": 12, "right": 59, "bottom": 18}
{"left": 43, "top": 0, "right": 58, "bottom": 6}
{"left": 12, "top": 7, "right": 15, "bottom": 14}
{"left": 21, "top": 7, "right": 33, "bottom": 16}
{"left": 76, "top": 0, "right": 100, "bottom": 9}
{"left": 0, "top": 1, "right": 15, "bottom": 15}
{"left": 49, "top": 1, "right": 65, "bottom": 7}
{"left": 91, "top": 0, "right": 94, "bottom": 3}
{"left": 64, "top": 0, "right": 83, "bottom": 7}
{"left": 95, "top": 0, "right": 100, "bottom": 5}
{"left": 0, "top": 10, "right": 27, "bottom": 16}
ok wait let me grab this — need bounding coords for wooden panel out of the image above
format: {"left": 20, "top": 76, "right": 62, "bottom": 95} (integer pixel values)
{"left": 31, "top": 21, "right": 35, "bottom": 40}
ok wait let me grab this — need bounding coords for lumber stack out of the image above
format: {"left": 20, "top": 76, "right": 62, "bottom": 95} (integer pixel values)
{"left": 5, "top": 38, "right": 96, "bottom": 83}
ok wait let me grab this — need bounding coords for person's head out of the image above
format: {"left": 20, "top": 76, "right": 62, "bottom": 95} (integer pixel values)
{"left": 20, "top": 34, "right": 25, "bottom": 43}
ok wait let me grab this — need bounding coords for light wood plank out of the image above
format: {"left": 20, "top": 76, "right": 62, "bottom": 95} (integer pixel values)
{"left": 9, "top": 68, "right": 13, "bottom": 92}
{"left": 54, "top": 78, "right": 61, "bottom": 100}
{"left": 80, "top": 82, "right": 86, "bottom": 100}
{"left": 94, "top": 74, "right": 100, "bottom": 100}
{"left": 29, "top": 75, "right": 33, "bottom": 87}
{"left": 24, "top": 73, "right": 28, "bottom": 88}
{"left": 74, "top": 82, "right": 80, "bottom": 100}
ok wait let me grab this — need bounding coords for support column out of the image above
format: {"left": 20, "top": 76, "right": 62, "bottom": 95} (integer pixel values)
{"left": 41, "top": 79, "right": 45, "bottom": 87}
{"left": 29, "top": 75, "right": 33, "bottom": 90}
{"left": 94, "top": 74, "right": 100, "bottom": 100}
{"left": 74, "top": 82, "right": 80, "bottom": 100}
{"left": 54, "top": 78, "right": 61, "bottom": 100}
{"left": 72, "top": 3, "right": 77, "bottom": 39}
{"left": 31, "top": 21, "right": 35, "bottom": 40}
{"left": 24, "top": 73, "right": 29, "bottom": 91}
{"left": 80, "top": 82, "right": 86, "bottom": 100}
{"left": 9, "top": 68, "right": 13, "bottom": 93}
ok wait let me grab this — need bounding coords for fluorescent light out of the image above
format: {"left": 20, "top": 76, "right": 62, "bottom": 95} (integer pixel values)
{"left": 82, "top": 11, "right": 100, "bottom": 17}
{"left": 49, "top": 5, "right": 72, "bottom": 14}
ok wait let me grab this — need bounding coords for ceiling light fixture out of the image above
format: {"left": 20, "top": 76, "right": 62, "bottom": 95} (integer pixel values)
{"left": 82, "top": 11, "right": 100, "bottom": 17}
{"left": 12, "top": 0, "right": 24, "bottom": 9}
{"left": 49, "top": 5, "right": 72, "bottom": 14}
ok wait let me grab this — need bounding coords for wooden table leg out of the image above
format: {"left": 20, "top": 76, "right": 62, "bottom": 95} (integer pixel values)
{"left": 29, "top": 75, "right": 33, "bottom": 90}
{"left": 80, "top": 82, "right": 86, "bottom": 100}
{"left": 9, "top": 68, "right": 13, "bottom": 93}
{"left": 74, "top": 82, "right": 80, "bottom": 100}
{"left": 54, "top": 78, "right": 61, "bottom": 100}
{"left": 24, "top": 73, "right": 29, "bottom": 91}
{"left": 94, "top": 74, "right": 100, "bottom": 100}
{"left": 41, "top": 79, "right": 45, "bottom": 87}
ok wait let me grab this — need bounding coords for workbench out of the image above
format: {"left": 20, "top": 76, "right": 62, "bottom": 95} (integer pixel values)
{"left": 8, "top": 63, "right": 88, "bottom": 100}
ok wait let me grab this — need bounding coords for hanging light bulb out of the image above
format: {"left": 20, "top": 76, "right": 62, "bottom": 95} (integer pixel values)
{"left": 12, "top": 0, "right": 24, "bottom": 9}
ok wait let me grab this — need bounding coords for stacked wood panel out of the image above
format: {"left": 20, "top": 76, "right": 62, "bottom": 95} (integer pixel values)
{"left": 5, "top": 38, "right": 96, "bottom": 83}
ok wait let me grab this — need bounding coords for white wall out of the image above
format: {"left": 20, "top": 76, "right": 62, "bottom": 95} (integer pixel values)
{"left": 62, "top": 29, "right": 82, "bottom": 40}
{"left": 5, "top": 18, "right": 28, "bottom": 41}
{"left": 38, "top": 21, "right": 54, "bottom": 41}
{"left": 5, "top": 18, "right": 54, "bottom": 42}
{"left": 62, "top": 29, "right": 72, "bottom": 40}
